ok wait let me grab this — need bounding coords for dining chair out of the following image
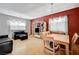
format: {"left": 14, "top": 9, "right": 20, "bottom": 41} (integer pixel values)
{"left": 71, "top": 33, "right": 79, "bottom": 54}
{"left": 43, "top": 37, "right": 60, "bottom": 55}
{"left": 41, "top": 31, "right": 50, "bottom": 40}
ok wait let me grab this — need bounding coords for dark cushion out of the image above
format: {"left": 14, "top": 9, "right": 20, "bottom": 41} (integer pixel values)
{"left": 0, "top": 35, "right": 8, "bottom": 39}
{"left": 0, "top": 35, "right": 10, "bottom": 43}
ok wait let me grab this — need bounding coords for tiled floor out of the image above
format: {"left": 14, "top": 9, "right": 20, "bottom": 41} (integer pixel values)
{"left": 11, "top": 36, "right": 45, "bottom": 55}
{"left": 9, "top": 35, "right": 79, "bottom": 55}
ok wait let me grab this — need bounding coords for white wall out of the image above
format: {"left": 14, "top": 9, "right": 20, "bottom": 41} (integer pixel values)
{"left": 25, "top": 20, "right": 30, "bottom": 35}
{"left": 0, "top": 14, "right": 9, "bottom": 35}
{"left": 0, "top": 13, "right": 30, "bottom": 38}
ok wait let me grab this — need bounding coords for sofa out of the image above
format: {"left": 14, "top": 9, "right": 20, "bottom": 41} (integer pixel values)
{"left": 0, "top": 35, "right": 13, "bottom": 55}
{"left": 13, "top": 31, "right": 28, "bottom": 40}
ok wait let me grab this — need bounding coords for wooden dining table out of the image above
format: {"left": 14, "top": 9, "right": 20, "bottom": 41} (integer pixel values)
{"left": 45, "top": 33, "right": 69, "bottom": 55}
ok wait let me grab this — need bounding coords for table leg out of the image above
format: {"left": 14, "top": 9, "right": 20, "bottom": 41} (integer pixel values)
{"left": 65, "top": 44, "right": 69, "bottom": 55}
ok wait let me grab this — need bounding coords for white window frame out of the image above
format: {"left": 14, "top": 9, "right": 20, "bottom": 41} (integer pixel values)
{"left": 49, "top": 16, "right": 68, "bottom": 34}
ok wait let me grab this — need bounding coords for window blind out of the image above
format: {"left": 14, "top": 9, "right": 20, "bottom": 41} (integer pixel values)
{"left": 49, "top": 16, "right": 68, "bottom": 34}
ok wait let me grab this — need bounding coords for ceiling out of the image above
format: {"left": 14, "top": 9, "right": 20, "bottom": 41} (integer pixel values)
{"left": 0, "top": 3, "right": 48, "bottom": 14}
{"left": 0, "top": 3, "right": 79, "bottom": 19}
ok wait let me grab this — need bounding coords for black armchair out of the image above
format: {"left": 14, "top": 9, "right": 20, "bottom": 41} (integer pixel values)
{"left": 0, "top": 35, "right": 13, "bottom": 55}
{"left": 13, "top": 31, "right": 28, "bottom": 40}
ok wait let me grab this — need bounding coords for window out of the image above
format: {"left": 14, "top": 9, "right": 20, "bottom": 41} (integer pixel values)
{"left": 7, "top": 20, "right": 26, "bottom": 30}
{"left": 49, "top": 16, "right": 68, "bottom": 34}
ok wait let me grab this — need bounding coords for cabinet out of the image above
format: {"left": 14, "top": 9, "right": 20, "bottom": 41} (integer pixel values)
{"left": 32, "top": 20, "right": 46, "bottom": 38}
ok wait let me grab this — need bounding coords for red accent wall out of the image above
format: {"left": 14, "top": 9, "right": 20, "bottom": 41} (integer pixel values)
{"left": 68, "top": 14, "right": 79, "bottom": 43}
{"left": 30, "top": 7, "right": 79, "bottom": 43}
